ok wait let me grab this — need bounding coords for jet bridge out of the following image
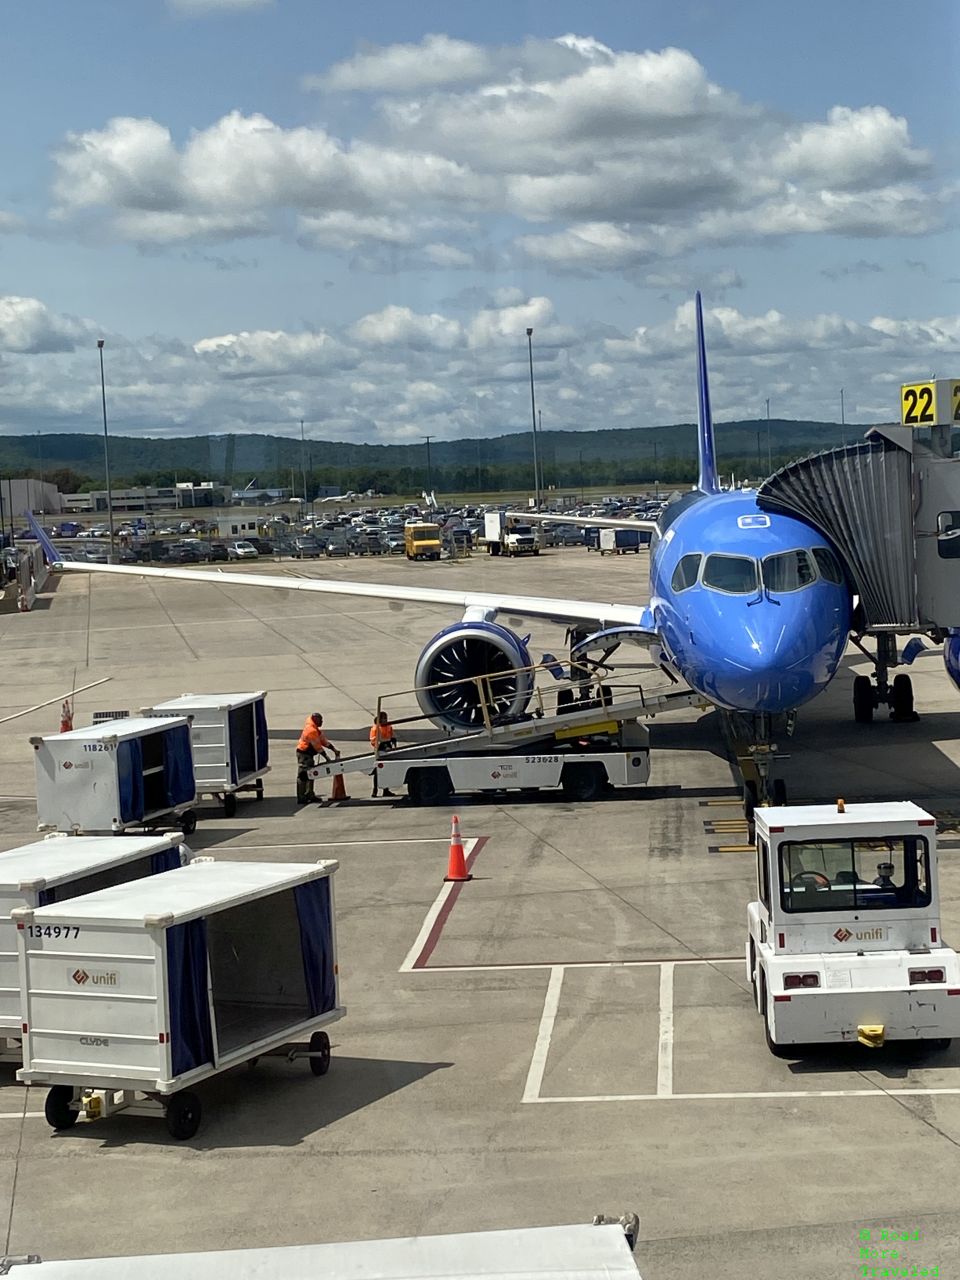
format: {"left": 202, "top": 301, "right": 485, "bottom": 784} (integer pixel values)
{"left": 757, "top": 410, "right": 960, "bottom": 719}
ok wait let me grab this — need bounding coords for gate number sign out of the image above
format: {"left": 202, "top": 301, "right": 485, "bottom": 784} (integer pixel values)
{"left": 900, "top": 379, "right": 960, "bottom": 428}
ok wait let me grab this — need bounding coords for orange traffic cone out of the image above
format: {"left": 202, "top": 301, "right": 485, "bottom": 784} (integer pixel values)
{"left": 444, "top": 815, "right": 472, "bottom": 882}
{"left": 59, "top": 699, "right": 73, "bottom": 733}
{"left": 330, "top": 772, "right": 348, "bottom": 802}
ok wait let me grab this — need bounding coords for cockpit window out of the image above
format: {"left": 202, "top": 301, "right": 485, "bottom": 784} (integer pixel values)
{"left": 702, "top": 554, "right": 758, "bottom": 594}
{"left": 812, "top": 546, "right": 843, "bottom": 585}
{"left": 762, "top": 549, "right": 817, "bottom": 593}
{"left": 671, "top": 553, "right": 702, "bottom": 592}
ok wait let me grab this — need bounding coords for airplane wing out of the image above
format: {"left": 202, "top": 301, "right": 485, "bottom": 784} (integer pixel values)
{"left": 48, "top": 559, "right": 649, "bottom": 631}
{"left": 506, "top": 511, "right": 659, "bottom": 532}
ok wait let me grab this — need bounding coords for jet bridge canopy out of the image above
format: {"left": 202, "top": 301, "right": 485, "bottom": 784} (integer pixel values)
{"left": 757, "top": 424, "right": 960, "bottom": 633}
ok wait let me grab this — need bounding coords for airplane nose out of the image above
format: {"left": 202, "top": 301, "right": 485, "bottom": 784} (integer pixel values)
{"left": 702, "top": 600, "right": 830, "bottom": 712}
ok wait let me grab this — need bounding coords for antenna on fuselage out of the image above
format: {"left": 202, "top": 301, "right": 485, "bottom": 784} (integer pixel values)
{"left": 695, "top": 291, "right": 720, "bottom": 495}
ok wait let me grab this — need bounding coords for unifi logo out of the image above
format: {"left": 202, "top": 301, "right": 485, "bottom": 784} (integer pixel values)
{"left": 62, "top": 761, "right": 74, "bottom": 770}
{"left": 833, "top": 928, "right": 852, "bottom": 943}
{"left": 72, "top": 968, "right": 117, "bottom": 987}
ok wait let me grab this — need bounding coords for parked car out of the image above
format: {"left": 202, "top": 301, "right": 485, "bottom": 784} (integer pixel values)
{"left": 208, "top": 542, "right": 229, "bottom": 562}
{"left": 246, "top": 537, "right": 274, "bottom": 556}
{"left": 226, "top": 540, "right": 259, "bottom": 560}
{"left": 292, "top": 536, "right": 321, "bottom": 559}
{"left": 324, "top": 539, "right": 350, "bottom": 558}
{"left": 161, "top": 543, "right": 201, "bottom": 564}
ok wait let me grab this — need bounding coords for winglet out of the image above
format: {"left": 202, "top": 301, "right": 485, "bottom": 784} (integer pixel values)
{"left": 26, "top": 512, "right": 62, "bottom": 566}
{"left": 695, "top": 291, "right": 720, "bottom": 494}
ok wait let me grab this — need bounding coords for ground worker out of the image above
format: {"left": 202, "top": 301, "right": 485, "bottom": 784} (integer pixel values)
{"left": 369, "top": 710, "right": 397, "bottom": 798}
{"left": 296, "top": 712, "right": 340, "bottom": 805}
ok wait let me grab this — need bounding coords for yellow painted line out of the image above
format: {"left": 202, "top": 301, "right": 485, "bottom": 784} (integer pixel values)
{"left": 715, "top": 844, "right": 755, "bottom": 853}
{"left": 702, "top": 799, "right": 743, "bottom": 807}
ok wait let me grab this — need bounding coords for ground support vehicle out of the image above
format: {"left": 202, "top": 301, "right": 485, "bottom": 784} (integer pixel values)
{"left": 309, "top": 670, "right": 705, "bottom": 804}
{"left": 484, "top": 512, "right": 539, "bottom": 557}
{"left": 15, "top": 859, "right": 344, "bottom": 1140}
{"left": 747, "top": 801, "right": 960, "bottom": 1056}
{"left": 31, "top": 717, "right": 198, "bottom": 836}
{"left": 600, "top": 528, "right": 647, "bottom": 555}
{"left": 404, "top": 523, "right": 442, "bottom": 561}
{"left": 0, "top": 833, "right": 188, "bottom": 1062}
{"left": 141, "top": 692, "right": 269, "bottom": 817}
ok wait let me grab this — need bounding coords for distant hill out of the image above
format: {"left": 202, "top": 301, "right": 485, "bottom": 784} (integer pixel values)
{"left": 0, "top": 419, "right": 866, "bottom": 494}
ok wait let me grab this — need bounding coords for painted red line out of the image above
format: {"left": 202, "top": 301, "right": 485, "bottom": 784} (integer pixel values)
{"left": 412, "top": 836, "right": 488, "bottom": 970}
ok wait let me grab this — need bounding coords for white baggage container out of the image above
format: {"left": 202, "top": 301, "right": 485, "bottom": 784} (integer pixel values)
{"left": 15, "top": 859, "right": 343, "bottom": 1140}
{"left": 0, "top": 832, "right": 188, "bottom": 1060}
{"left": 141, "top": 691, "right": 270, "bottom": 817}
{"left": 31, "top": 716, "right": 198, "bottom": 836}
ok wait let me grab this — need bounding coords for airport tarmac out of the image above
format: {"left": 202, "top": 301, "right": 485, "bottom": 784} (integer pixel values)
{"left": 2, "top": 547, "right": 960, "bottom": 1277}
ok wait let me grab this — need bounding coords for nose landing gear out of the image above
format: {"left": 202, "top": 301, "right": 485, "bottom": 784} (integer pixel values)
{"left": 851, "top": 633, "right": 920, "bottom": 724}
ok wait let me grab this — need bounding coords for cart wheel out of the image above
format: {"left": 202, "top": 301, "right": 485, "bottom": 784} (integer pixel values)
{"left": 165, "top": 1090, "right": 202, "bottom": 1140}
{"left": 222, "top": 793, "right": 238, "bottom": 818}
{"left": 180, "top": 810, "right": 198, "bottom": 836}
{"left": 45, "top": 1086, "right": 79, "bottom": 1131}
{"left": 308, "top": 1030, "right": 331, "bottom": 1077}
{"left": 255, "top": 779, "right": 264, "bottom": 801}
{"left": 930, "top": 1038, "right": 952, "bottom": 1052}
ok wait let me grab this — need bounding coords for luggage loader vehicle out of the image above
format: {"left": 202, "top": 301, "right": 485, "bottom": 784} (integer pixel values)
{"left": 747, "top": 801, "right": 960, "bottom": 1056}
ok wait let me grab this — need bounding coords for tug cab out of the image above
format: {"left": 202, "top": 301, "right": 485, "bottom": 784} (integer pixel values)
{"left": 746, "top": 801, "right": 960, "bottom": 1056}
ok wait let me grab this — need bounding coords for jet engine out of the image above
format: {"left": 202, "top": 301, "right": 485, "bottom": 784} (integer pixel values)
{"left": 415, "top": 621, "right": 533, "bottom": 731}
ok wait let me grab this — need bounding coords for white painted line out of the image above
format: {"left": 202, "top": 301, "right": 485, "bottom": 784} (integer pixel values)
{"left": 224, "top": 839, "right": 449, "bottom": 852}
{"left": 417, "top": 958, "right": 741, "bottom": 974}
{"left": 656, "top": 962, "right": 675, "bottom": 1097}
{"left": 526, "top": 1087, "right": 960, "bottom": 1104}
{"left": 0, "top": 1112, "right": 45, "bottom": 1120}
{"left": 398, "top": 838, "right": 479, "bottom": 973}
{"left": 522, "top": 966, "right": 565, "bottom": 1103}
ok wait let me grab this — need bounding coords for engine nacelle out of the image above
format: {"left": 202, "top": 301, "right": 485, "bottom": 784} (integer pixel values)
{"left": 415, "top": 621, "right": 533, "bottom": 731}
{"left": 944, "top": 631, "right": 960, "bottom": 693}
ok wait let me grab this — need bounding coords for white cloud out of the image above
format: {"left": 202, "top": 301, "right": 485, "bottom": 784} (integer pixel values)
{"left": 350, "top": 305, "right": 463, "bottom": 350}
{"left": 777, "top": 106, "right": 930, "bottom": 190}
{"left": 313, "top": 34, "right": 493, "bottom": 94}
{"left": 0, "top": 296, "right": 99, "bottom": 354}
{"left": 2, "top": 291, "right": 958, "bottom": 441}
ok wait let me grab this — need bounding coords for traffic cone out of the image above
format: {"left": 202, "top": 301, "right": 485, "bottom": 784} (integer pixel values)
{"left": 444, "top": 815, "right": 472, "bottom": 882}
{"left": 330, "top": 772, "right": 348, "bottom": 802}
{"left": 59, "top": 699, "right": 73, "bottom": 733}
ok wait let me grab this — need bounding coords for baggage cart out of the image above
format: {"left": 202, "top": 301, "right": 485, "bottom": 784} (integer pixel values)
{"left": 15, "top": 859, "right": 343, "bottom": 1140}
{"left": 31, "top": 717, "right": 198, "bottom": 836}
{"left": 141, "top": 692, "right": 270, "bottom": 817}
{"left": 0, "top": 832, "right": 188, "bottom": 1061}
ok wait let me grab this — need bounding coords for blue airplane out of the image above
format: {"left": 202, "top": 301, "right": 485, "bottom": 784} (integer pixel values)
{"left": 27, "top": 293, "right": 855, "bottom": 803}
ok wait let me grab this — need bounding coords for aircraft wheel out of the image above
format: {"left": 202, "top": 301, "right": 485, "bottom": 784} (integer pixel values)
{"left": 891, "top": 673, "right": 915, "bottom": 722}
{"left": 853, "top": 674, "right": 874, "bottom": 723}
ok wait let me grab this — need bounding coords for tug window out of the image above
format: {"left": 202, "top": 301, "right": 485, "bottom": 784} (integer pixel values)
{"left": 778, "top": 837, "right": 931, "bottom": 913}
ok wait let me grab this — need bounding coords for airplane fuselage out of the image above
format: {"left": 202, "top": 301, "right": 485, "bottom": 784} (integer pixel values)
{"left": 649, "top": 490, "right": 852, "bottom": 714}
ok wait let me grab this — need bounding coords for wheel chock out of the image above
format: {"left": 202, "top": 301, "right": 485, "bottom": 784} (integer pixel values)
{"left": 857, "top": 1024, "right": 885, "bottom": 1048}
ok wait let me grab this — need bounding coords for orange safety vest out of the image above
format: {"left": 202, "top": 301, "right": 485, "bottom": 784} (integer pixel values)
{"left": 298, "top": 717, "right": 330, "bottom": 753}
{"left": 370, "top": 722, "right": 395, "bottom": 748}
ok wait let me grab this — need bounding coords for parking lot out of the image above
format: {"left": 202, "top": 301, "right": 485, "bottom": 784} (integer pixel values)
{"left": 2, "top": 550, "right": 960, "bottom": 1276}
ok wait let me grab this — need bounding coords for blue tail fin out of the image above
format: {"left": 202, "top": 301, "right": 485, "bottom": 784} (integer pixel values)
{"left": 695, "top": 291, "right": 720, "bottom": 494}
{"left": 26, "top": 512, "right": 62, "bottom": 566}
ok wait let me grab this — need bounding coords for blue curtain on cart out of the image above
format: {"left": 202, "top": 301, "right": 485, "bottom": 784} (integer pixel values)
{"left": 117, "top": 739, "right": 145, "bottom": 823}
{"left": 151, "top": 845, "right": 182, "bottom": 874}
{"left": 254, "top": 698, "right": 269, "bottom": 771}
{"left": 162, "top": 725, "right": 195, "bottom": 808}
{"left": 166, "top": 919, "right": 214, "bottom": 1076}
{"left": 293, "top": 879, "right": 336, "bottom": 1016}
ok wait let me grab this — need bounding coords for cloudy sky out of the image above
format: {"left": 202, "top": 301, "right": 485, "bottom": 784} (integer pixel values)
{"left": 1, "top": 0, "right": 957, "bottom": 445}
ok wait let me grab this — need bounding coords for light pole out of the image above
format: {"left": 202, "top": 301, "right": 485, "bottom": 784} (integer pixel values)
{"left": 299, "top": 419, "right": 309, "bottom": 507}
{"left": 840, "top": 388, "right": 846, "bottom": 448}
{"left": 97, "top": 340, "right": 116, "bottom": 562}
{"left": 765, "top": 397, "right": 772, "bottom": 473}
{"left": 526, "top": 327, "right": 542, "bottom": 508}
{"left": 423, "top": 435, "right": 434, "bottom": 499}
